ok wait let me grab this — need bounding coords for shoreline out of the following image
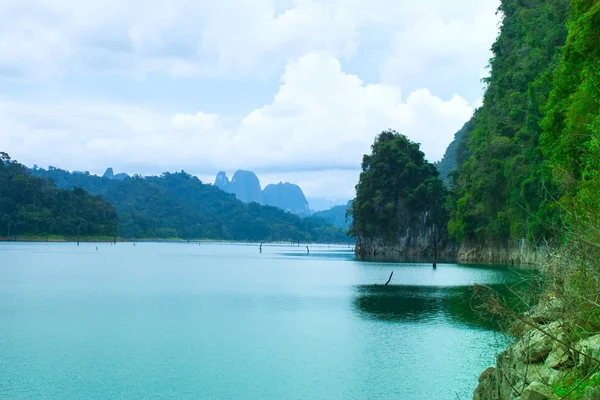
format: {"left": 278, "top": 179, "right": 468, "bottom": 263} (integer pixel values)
{"left": 0, "top": 236, "right": 355, "bottom": 246}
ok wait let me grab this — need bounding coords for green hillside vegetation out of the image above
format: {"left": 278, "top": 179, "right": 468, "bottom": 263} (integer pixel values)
{"left": 541, "top": 0, "right": 600, "bottom": 238}
{"left": 448, "top": 0, "right": 570, "bottom": 244}
{"left": 31, "top": 166, "right": 350, "bottom": 243}
{"left": 0, "top": 153, "right": 117, "bottom": 238}
{"left": 434, "top": 117, "right": 476, "bottom": 183}
{"left": 312, "top": 201, "right": 353, "bottom": 230}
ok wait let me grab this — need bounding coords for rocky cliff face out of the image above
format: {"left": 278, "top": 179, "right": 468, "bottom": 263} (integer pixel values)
{"left": 214, "top": 171, "right": 230, "bottom": 189}
{"left": 262, "top": 182, "right": 309, "bottom": 215}
{"left": 357, "top": 232, "right": 548, "bottom": 265}
{"left": 102, "top": 168, "right": 129, "bottom": 180}
{"left": 457, "top": 240, "right": 550, "bottom": 265}
{"left": 213, "top": 170, "right": 311, "bottom": 215}
{"left": 228, "top": 170, "right": 262, "bottom": 204}
{"left": 355, "top": 211, "right": 456, "bottom": 260}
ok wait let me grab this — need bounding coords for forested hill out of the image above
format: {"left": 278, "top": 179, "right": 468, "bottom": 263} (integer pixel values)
{"left": 31, "top": 166, "right": 351, "bottom": 242}
{"left": 445, "top": 0, "right": 571, "bottom": 246}
{"left": 313, "top": 201, "right": 353, "bottom": 230}
{"left": 0, "top": 153, "right": 117, "bottom": 239}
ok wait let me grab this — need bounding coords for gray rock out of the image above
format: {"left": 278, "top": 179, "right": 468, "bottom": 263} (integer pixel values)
{"left": 479, "top": 367, "right": 496, "bottom": 383}
{"left": 473, "top": 366, "right": 503, "bottom": 400}
{"left": 514, "top": 329, "right": 554, "bottom": 363}
{"left": 514, "top": 381, "right": 558, "bottom": 400}
{"left": 545, "top": 343, "right": 569, "bottom": 369}
{"left": 576, "top": 334, "right": 600, "bottom": 374}
{"left": 525, "top": 298, "right": 564, "bottom": 324}
{"left": 515, "top": 363, "right": 565, "bottom": 386}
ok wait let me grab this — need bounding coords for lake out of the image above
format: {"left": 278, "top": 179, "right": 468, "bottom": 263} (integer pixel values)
{"left": 0, "top": 242, "right": 517, "bottom": 399}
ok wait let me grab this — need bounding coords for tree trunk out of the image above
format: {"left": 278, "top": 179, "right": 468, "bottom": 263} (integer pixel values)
{"left": 384, "top": 271, "right": 394, "bottom": 285}
{"left": 432, "top": 224, "right": 437, "bottom": 269}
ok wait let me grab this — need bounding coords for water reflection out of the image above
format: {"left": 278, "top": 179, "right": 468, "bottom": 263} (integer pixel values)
{"left": 353, "top": 284, "right": 512, "bottom": 331}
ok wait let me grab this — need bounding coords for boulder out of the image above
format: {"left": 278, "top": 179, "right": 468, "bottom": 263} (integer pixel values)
{"left": 576, "top": 334, "right": 600, "bottom": 374}
{"left": 515, "top": 363, "right": 565, "bottom": 386}
{"left": 545, "top": 343, "right": 569, "bottom": 369}
{"left": 473, "top": 366, "right": 503, "bottom": 400}
{"left": 514, "top": 330, "right": 553, "bottom": 363}
{"left": 479, "top": 366, "right": 496, "bottom": 383}
{"left": 525, "top": 298, "right": 563, "bottom": 324}
{"left": 515, "top": 382, "right": 558, "bottom": 400}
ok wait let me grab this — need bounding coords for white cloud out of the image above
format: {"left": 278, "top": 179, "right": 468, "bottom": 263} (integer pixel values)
{"left": 0, "top": 1, "right": 500, "bottom": 199}
{"left": 379, "top": 1, "right": 500, "bottom": 102}
{"left": 0, "top": 0, "right": 499, "bottom": 84}
{"left": 1, "top": 53, "right": 474, "bottom": 198}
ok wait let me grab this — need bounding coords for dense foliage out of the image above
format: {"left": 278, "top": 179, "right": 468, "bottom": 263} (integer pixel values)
{"left": 349, "top": 131, "right": 447, "bottom": 242}
{"left": 448, "top": 0, "right": 570, "bottom": 244}
{"left": 0, "top": 153, "right": 117, "bottom": 238}
{"left": 312, "top": 201, "right": 353, "bottom": 230}
{"left": 434, "top": 117, "right": 476, "bottom": 184}
{"left": 31, "top": 166, "right": 350, "bottom": 242}
{"left": 541, "top": 0, "right": 600, "bottom": 234}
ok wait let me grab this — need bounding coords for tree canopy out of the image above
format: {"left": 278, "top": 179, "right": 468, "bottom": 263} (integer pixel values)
{"left": 0, "top": 153, "right": 117, "bottom": 238}
{"left": 349, "top": 131, "right": 447, "bottom": 243}
{"left": 541, "top": 0, "right": 600, "bottom": 234}
{"left": 447, "top": 0, "right": 570, "bottom": 244}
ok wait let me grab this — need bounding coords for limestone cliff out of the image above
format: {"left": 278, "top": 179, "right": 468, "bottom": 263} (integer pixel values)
{"left": 262, "top": 182, "right": 310, "bottom": 216}
{"left": 356, "top": 232, "right": 549, "bottom": 265}
{"left": 213, "top": 170, "right": 311, "bottom": 215}
{"left": 355, "top": 211, "right": 455, "bottom": 260}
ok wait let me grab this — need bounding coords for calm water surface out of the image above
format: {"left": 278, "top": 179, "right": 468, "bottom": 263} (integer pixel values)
{"left": 0, "top": 242, "right": 517, "bottom": 399}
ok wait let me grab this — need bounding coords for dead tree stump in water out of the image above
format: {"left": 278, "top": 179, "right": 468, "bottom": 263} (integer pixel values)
{"left": 384, "top": 271, "right": 394, "bottom": 285}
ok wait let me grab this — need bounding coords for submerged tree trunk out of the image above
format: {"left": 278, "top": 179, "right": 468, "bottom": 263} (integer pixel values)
{"left": 432, "top": 224, "right": 437, "bottom": 269}
{"left": 384, "top": 271, "right": 394, "bottom": 285}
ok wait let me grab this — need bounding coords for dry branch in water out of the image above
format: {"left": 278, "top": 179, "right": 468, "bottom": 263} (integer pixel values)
{"left": 384, "top": 271, "right": 393, "bottom": 286}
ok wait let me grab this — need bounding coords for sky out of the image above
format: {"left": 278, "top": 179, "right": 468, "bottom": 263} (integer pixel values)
{"left": 0, "top": 0, "right": 501, "bottom": 206}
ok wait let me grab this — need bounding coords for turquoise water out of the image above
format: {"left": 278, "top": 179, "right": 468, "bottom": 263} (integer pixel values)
{"left": 0, "top": 242, "right": 515, "bottom": 399}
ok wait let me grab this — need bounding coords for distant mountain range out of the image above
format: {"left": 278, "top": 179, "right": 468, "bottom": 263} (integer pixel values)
{"left": 26, "top": 164, "right": 352, "bottom": 242}
{"left": 214, "top": 170, "right": 311, "bottom": 216}
{"left": 102, "top": 167, "right": 129, "bottom": 181}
